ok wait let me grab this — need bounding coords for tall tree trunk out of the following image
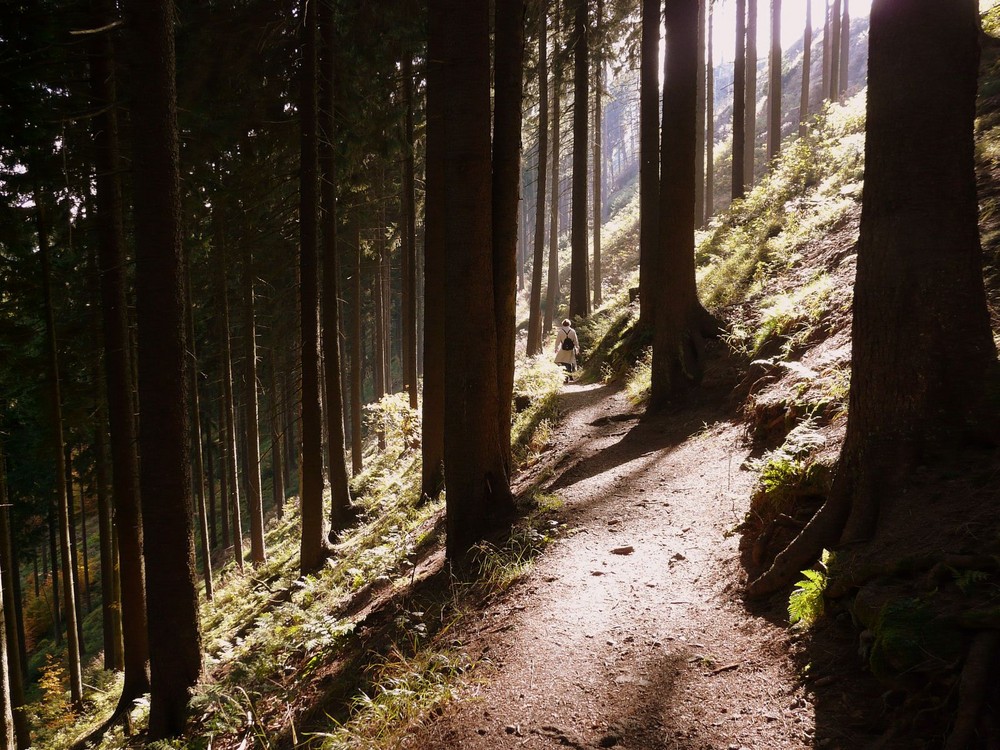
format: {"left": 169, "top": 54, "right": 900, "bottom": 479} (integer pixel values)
{"left": 838, "top": 0, "right": 849, "bottom": 100}
{"left": 127, "top": 0, "right": 202, "bottom": 735}
{"left": 705, "top": 0, "right": 714, "bottom": 224}
{"left": 318, "top": 0, "right": 353, "bottom": 534}
{"left": 93, "top": 399, "right": 122, "bottom": 670}
{"left": 185, "top": 271, "right": 213, "bottom": 598}
{"left": 829, "top": 0, "right": 841, "bottom": 101}
{"left": 526, "top": 2, "right": 549, "bottom": 356}
{"left": 269, "top": 348, "right": 286, "bottom": 512}
{"left": 799, "top": 0, "right": 812, "bottom": 137}
{"left": 298, "top": 0, "right": 331, "bottom": 575}
{"left": 493, "top": 0, "right": 526, "bottom": 474}
{"left": 732, "top": 0, "right": 747, "bottom": 199}
{"left": 0, "top": 465, "right": 15, "bottom": 750}
{"left": 373, "top": 234, "right": 387, "bottom": 450}
{"left": 766, "top": 0, "right": 781, "bottom": 162}
{"left": 240, "top": 247, "right": 266, "bottom": 565}
{"left": 77, "top": 462, "right": 91, "bottom": 611}
{"left": 432, "top": 0, "right": 516, "bottom": 560}
{"left": 36, "top": 197, "right": 84, "bottom": 710}
{"left": 0, "top": 457, "right": 29, "bottom": 750}
{"left": 47, "top": 515, "right": 60, "bottom": 645}
{"left": 649, "top": 0, "right": 717, "bottom": 409}
{"left": 592, "top": 0, "right": 604, "bottom": 306}
{"left": 206, "top": 411, "right": 219, "bottom": 539}
{"left": 64, "top": 451, "right": 85, "bottom": 651}
{"left": 639, "top": 0, "right": 660, "bottom": 327}
{"left": 422, "top": 10, "right": 447, "bottom": 501}
{"left": 545, "top": 10, "right": 562, "bottom": 334}
{"left": 401, "top": 54, "right": 419, "bottom": 411}
{"left": 694, "top": 0, "right": 706, "bottom": 226}
{"left": 351, "top": 227, "right": 365, "bottom": 477}
{"left": 749, "top": 0, "right": 999, "bottom": 598}
{"left": 216, "top": 392, "right": 231, "bottom": 549}
{"left": 569, "top": 0, "right": 590, "bottom": 319}
{"left": 822, "top": 0, "right": 831, "bottom": 100}
{"left": 744, "top": 0, "right": 758, "bottom": 186}
{"left": 214, "top": 211, "right": 244, "bottom": 570}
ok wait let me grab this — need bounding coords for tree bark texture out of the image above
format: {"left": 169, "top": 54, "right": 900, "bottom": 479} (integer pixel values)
{"left": 748, "top": 0, "right": 998, "bottom": 598}
{"left": 744, "top": 0, "right": 758, "bottom": 186}
{"left": 127, "top": 0, "right": 203, "bottom": 735}
{"left": 838, "top": 0, "right": 850, "bottom": 100}
{"left": 649, "top": 0, "right": 713, "bottom": 409}
{"left": 705, "top": 0, "right": 714, "bottom": 224}
{"left": 799, "top": 0, "right": 812, "bottom": 137}
{"left": 298, "top": 0, "right": 331, "bottom": 574}
{"left": 732, "top": 0, "right": 747, "bottom": 199}
{"left": 639, "top": 0, "right": 660, "bottom": 327}
{"left": 545, "top": 20, "right": 562, "bottom": 334}
{"left": 213, "top": 212, "right": 244, "bottom": 570}
{"left": 694, "top": 0, "right": 706, "bottom": 226}
{"left": 767, "top": 0, "right": 781, "bottom": 162}
{"left": 493, "top": 0, "right": 526, "bottom": 474}
{"left": 402, "top": 54, "right": 419, "bottom": 411}
{"left": 240, "top": 246, "right": 266, "bottom": 564}
{"left": 0, "top": 455, "right": 28, "bottom": 750}
{"left": 319, "top": 0, "right": 353, "bottom": 535}
{"left": 526, "top": 4, "right": 549, "bottom": 356}
{"left": 593, "top": 0, "right": 604, "bottom": 305}
{"left": 432, "top": 0, "right": 516, "bottom": 559}
{"left": 37, "top": 198, "right": 84, "bottom": 710}
{"left": 569, "top": 0, "right": 590, "bottom": 319}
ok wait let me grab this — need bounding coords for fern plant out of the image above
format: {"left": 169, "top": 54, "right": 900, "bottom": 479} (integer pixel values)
{"left": 788, "top": 550, "right": 832, "bottom": 628}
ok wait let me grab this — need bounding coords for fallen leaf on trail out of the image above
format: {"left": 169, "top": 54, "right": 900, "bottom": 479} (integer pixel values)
{"left": 611, "top": 545, "right": 634, "bottom": 555}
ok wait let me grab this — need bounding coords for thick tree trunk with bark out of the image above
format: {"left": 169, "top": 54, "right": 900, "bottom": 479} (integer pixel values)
{"left": 639, "top": 0, "right": 660, "bottom": 328}
{"left": 749, "top": 0, "right": 999, "bottom": 598}
{"left": 570, "top": 0, "right": 590, "bottom": 319}
{"left": 127, "top": 0, "right": 202, "bottom": 735}
{"left": 318, "top": 0, "right": 353, "bottom": 535}
{"left": 432, "top": 0, "right": 516, "bottom": 560}
{"left": 527, "top": 4, "right": 549, "bottom": 356}
{"left": 298, "top": 0, "right": 331, "bottom": 574}
{"left": 732, "top": 0, "right": 747, "bottom": 199}
{"left": 494, "top": 0, "right": 526, "bottom": 473}
{"left": 649, "top": 0, "right": 718, "bottom": 409}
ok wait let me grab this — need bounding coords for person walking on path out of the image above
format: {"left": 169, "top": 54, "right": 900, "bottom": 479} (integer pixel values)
{"left": 554, "top": 318, "right": 580, "bottom": 381}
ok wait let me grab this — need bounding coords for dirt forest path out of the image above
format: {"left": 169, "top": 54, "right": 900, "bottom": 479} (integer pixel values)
{"left": 405, "top": 362, "right": 825, "bottom": 750}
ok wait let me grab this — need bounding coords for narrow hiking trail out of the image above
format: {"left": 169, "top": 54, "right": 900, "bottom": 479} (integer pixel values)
{"left": 405, "top": 359, "right": 828, "bottom": 750}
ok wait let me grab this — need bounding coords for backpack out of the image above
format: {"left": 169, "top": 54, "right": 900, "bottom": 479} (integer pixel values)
{"left": 560, "top": 332, "right": 575, "bottom": 351}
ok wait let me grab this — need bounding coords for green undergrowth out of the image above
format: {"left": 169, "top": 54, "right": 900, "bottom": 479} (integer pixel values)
{"left": 51, "top": 357, "right": 565, "bottom": 749}
{"left": 697, "top": 94, "right": 865, "bottom": 314}
{"left": 747, "top": 418, "right": 833, "bottom": 523}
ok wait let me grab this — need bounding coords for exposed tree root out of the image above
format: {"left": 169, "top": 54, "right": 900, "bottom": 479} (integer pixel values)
{"left": 944, "top": 630, "right": 1000, "bottom": 750}
{"left": 745, "top": 488, "right": 850, "bottom": 598}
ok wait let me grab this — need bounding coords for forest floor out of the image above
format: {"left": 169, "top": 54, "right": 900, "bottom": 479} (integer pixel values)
{"left": 402, "top": 343, "right": 885, "bottom": 750}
